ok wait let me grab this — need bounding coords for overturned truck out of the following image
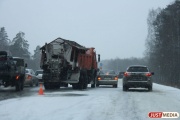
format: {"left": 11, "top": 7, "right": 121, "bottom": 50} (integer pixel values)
{"left": 40, "top": 38, "right": 100, "bottom": 90}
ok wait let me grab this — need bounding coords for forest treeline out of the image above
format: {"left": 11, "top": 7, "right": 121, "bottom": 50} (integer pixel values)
{"left": 0, "top": 28, "right": 41, "bottom": 70}
{"left": 103, "top": 1, "right": 180, "bottom": 88}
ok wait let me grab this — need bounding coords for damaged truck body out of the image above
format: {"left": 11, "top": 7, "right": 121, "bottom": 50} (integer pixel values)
{"left": 40, "top": 38, "right": 100, "bottom": 90}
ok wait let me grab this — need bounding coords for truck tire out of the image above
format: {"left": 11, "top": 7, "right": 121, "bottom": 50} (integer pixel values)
{"left": 72, "top": 84, "right": 78, "bottom": 89}
{"left": 64, "top": 83, "right": 68, "bottom": 87}
{"left": 83, "top": 70, "right": 88, "bottom": 89}
{"left": 53, "top": 83, "right": 60, "bottom": 89}
{"left": 91, "top": 70, "right": 96, "bottom": 88}
{"left": 30, "top": 82, "right": 33, "bottom": 87}
{"left": 21, "top": 76, "right": 25, "bottom": 90}
{"left": 77, "top": 70, "right": 87, "bottom": 90}
{"left": 44, "top": 82, "right": 50, "bottom": 90}
{"left": 16, "top": 80, "right": 23, "bottom": 91}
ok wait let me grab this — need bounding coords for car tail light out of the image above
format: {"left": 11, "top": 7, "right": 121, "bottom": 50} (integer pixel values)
{"left": 114, "top": 76, "right": 118, "bottom": 80}
{"left": 97, "top": 76, "right": 101, "bottom": 80}
{"left": 124, "top": 72, "right": 130, "bottom": 77}
{"left": 16, "top": 75, "right": 20, "bottom": 80}
{"left": 27, "top": 75, "right": 32, "bottom": 80}
{"left": 145, "top": 73, "right": 152, "bottom": 77}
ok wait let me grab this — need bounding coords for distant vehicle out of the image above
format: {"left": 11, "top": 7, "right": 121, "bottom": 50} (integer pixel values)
{"left": 35, "top": 70, "right": 43, "bottom": 82}
{"left": 25, "top": 69, "right": 38, "bottom": 87}
{"left": 118, "top": 72, "right": 124, "bottom": 79}
{"left": 96, "top": 69, "right": 118, "bottom": 88}
{"left": 0, "top": 51, "right": 25, "bottom": 91}
{"left": 13, "top": 57, "right": 27, "bottom": 90}
{"left": 122, "top": 65, "right": 154, "bottom": 91}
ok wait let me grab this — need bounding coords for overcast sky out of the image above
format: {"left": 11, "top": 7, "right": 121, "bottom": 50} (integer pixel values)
{"left": 0, "top": 0, "right": 174, "bottom": 60}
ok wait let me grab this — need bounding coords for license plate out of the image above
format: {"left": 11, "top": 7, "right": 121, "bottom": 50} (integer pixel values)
{"left": 104, "top": 78, "right": 111, "bottom": 80}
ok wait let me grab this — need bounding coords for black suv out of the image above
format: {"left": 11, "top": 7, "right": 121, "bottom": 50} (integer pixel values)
{"left": 0, "top": 51, "right": 26, "bottom": 91}
{"left": 122, "top": 65, "right": 154, "bottom": 91}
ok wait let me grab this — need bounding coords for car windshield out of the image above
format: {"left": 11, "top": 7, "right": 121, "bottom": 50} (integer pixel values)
{"left": 35, "top": 70, "right": 43, "bottom": 75}
{"left": 99, "top": 70, "right": 116, "bottom": 75}
{"left": 25, "top": 69, "right": 30, "bottom": 73}
{"left": 13, "top": 58, "right": 24, "bottom": 66}
{"left": 127, "top": 67, "right": 148, "bottom": 72}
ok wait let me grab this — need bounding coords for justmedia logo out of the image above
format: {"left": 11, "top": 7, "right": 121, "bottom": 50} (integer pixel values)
{"left": 148, "top": 112, "right": 179, "bottom": 118}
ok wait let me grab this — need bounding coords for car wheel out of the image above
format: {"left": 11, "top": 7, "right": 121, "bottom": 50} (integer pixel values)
{"left": 113, "top": 84, "right": 118, "bottom": 88}
{"left": 148, "top": 85, "right": 152, "bottom": 91}
{"left": 123, "top": 85, "right": 128, "bottom": 91}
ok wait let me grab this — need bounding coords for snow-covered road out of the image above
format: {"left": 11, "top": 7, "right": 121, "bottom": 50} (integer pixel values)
{"left": 0, "top": 79, "right": 180, "bottom": 120}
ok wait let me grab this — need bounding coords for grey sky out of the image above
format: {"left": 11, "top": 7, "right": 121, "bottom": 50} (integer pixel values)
{"left": 0, "top": 0, "right": 173, "bottom": 60}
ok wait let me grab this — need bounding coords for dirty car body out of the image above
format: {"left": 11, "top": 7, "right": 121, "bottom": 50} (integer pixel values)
{"left": 123, "top": 65, "right": 154, "bottom": 91}
{"left": 96, "top": 69, "right": 118, "bottom": 88}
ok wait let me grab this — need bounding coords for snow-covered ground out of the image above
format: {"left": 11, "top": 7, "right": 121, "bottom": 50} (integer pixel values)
{"left": 0, "top": 79, "right": 180, "bottom": 120}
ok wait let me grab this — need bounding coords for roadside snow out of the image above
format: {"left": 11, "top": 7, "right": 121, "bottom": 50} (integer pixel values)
{"left": 0, "top": 80, "right": 180, "bottom": 120}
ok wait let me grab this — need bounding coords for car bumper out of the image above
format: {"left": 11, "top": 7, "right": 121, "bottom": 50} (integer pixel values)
{"left": 123, "top": 80, "right": 152, "bottom": 88}
{"left": 24, "top": 79, "right": 33, "bottom": 85}
{"left": 96, "top": 80, "right": 118, "bottom": 85}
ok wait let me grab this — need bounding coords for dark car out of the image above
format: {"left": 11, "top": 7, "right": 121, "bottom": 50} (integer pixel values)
{"left": 96, "top": 69, "right": 118, "bottom": 88}
{"left": 123, "top": 65, "right": 154, "bottom": 91}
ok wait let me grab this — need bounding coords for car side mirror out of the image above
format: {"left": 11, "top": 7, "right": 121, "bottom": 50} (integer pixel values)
{"left": 98, "top": 54, "right": 100, "bottom": 62}
{"left": 151, "top": 72, "right": 154, "bottom": 75}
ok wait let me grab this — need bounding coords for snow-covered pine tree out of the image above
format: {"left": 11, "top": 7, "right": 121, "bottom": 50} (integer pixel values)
{"left": 10, "top": 32, "right": 30, "bottom": 59}
{"left": 0, "top": 27, "right": 10, "bottom": 51}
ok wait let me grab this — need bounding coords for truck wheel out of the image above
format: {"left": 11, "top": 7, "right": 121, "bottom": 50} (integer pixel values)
{"left": 44, "top": 82, "right": 50, "bottom": 90}
{"left": 16, "top": 81, "right": 22, "bottom": 91}
{"left": 91, "top": 70, "right": 96, "bottom": 88}
{"left": 54, "top": 83, "right": 60, "bottom": 89}
{"left": 78, "top": 70, "right": 87, "bottom": 90}
{"left": 83, "top": 71, "right": 88, "bottom": 89}
{"left": 72, "top": 84, "right": 78, "bottom": 89}
{"left": 16, "top": 84, "right": 20, "bottom": 91}
{"left": 35, "top": 81, "right": 38, "bottom": 86}
{"left": 21, "top": 81, "right": 24, "bottom": 90}
{"left": 91, "top": 84, "right": 95, "bottom": 88}
{"left": 30, "top": 82, "right": 33, "bottom": 87}
{"left": 64, "top": 83, "right": 68, "bottom": 87}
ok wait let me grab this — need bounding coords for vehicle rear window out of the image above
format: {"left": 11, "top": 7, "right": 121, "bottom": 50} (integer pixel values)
{"left": 127, "top": 67, "right": 148, "bottom": 72}
{"left": 35, "top": 70, "right": 43, "bottom": 75}
{"left": 99, "top": 70, "right": 116, "bottom": 75}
